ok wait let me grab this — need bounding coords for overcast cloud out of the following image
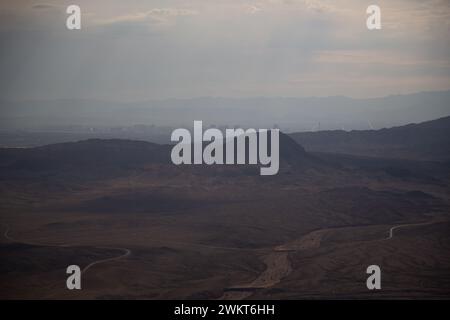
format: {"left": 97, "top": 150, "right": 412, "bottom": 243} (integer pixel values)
{"left": 0, "top": 0, "right": 449, "bottom": 101}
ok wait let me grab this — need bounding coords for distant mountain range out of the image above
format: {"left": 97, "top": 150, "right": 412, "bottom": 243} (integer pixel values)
{"left": 290, "top": 116, "right": 450, "bottom": 161}
{"left": 1, "top": 91, "right": 450, "bottom": 132}
{"left": 1, "top": 115, "right": 449, "bottom": 181}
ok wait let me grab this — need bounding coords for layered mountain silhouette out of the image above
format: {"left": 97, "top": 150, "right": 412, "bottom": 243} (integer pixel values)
{"left": 0, "top": 131, "right": 319, "bottom": 180}
{"left": 2, "top": 116, "right": 447, "bottom": 182}
{"left": 290, "top": 116, "right": 450, "bottom": 160}
{"left": 3, "top": 91, "right": 450, "bottom": 130}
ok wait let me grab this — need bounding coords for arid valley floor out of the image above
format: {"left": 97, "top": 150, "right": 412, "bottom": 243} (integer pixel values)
{"left": 1, "top": 116, "right": 450, "bottom": 300}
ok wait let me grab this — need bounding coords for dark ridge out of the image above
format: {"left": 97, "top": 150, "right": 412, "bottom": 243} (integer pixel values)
{"left": 0, "top": 139, "right": 171, "bottom": 171}
{"left": 289, "top": 116, "right": 450, "bottom": 160}
{"left": 0, "top": 132, "right": 327, "bottom": 182}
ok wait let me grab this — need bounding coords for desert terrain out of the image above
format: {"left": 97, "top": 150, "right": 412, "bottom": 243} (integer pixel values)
{"left": 0, "top": 119, "right": 449, "bottom": 299}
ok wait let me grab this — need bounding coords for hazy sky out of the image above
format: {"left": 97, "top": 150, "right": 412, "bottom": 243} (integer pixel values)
{"left": 0, "top": 0, "right": 449, "bottom": 101}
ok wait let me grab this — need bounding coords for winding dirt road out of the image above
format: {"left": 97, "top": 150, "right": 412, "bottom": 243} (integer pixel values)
{"left": 381, "top": 220, "right": 435, "bottom": 241}
{"left": 221, "top": 219, "right": 439, "bottom": 300}
{"left": 2, "top": 224, "right": 132, "bottom": 275}
{"left": 2, "top": 218, "right": 440, "bottom": 299}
